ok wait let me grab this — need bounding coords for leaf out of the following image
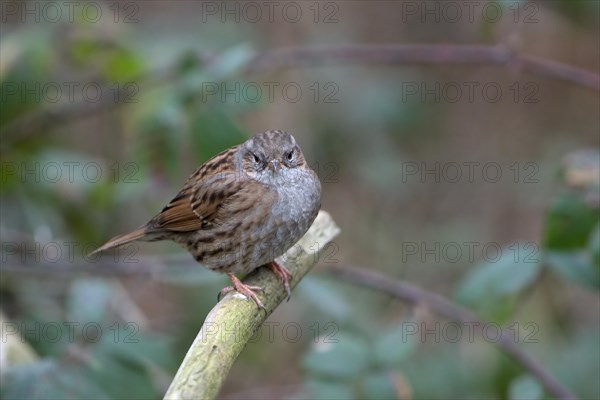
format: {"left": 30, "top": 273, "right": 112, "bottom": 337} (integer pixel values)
{"left": 456, "top": 245, "right": 541, "bottom": 299}
{"left": 508, "top": 375, "right": 543, "bottom": 400}
{"left": 67, "top": 279, "right": 113, "bottom": 326}
{"left": 189, "top": 111, "right": 247, "bottom": 162}
{"left": 542, "top": 330, "right": 600, "bottom": 399}
{"left": 296, "top": 276, "right": 353, "bottom": 323}
{"left": 207, "top": 45, "right": 255, "bottom": 79}
{"left": 455, "top": 244, "right": 541, "bottom": 321}
{"left": 302, "top": 333, "right": 370, "bottom": 380}
{"left": 402, "top": 344, "right": 498, "bottom": 398}
{"left": 102, "top": 332, "right": 176, "bottom": 371}
{"left": 361, "top": 372, "right": 402, "bottom": 400}
{"left": 543, "top": 191, "right": 598, "bottom": 250}
{"left": 0, "top": 360, "right": 109, "bottom": 400}
{"left": 1, "top": 31, "right": 54, "bottom": 126}
{"left": 373, "top": 320, "right": 419, "bottom": 367}
{"left": 135, "top": 102, "right": 184, "bottom": 179}
{"left": 102, "top": 49, "right": 144, "bottom": 82}
{"left": 69, "top": 38, "right": 107, "bottom": 67}
{"left": 545, "top": 250, "right": 600, "bottom": 289}
{"left": 86, "top": 348, "right": 158, "bottom": 399}
{"left": 304, "top": 379, "right": 356, "bottom": 400}
{"left": 29, "top": 150, "right": 104, "bottom": 194}
{"left": 588, "top": 224, "right": 600, "bottom": 272}
{"left": 174, "top": 50, "right": 204, "bottom": 76}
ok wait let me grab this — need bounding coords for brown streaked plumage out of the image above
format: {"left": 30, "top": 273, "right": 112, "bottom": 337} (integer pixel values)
{"left": 92, "top": 130, "right": 322, "bottom": 309}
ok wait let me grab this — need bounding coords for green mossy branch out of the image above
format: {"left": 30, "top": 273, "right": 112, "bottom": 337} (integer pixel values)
{"left": 163, "top": 210, "right": 340, "bottom": 400}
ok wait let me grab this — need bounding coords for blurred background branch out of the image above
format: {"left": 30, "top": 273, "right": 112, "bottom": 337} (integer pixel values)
{"left": 3, "top": 43, "right": 598, "bottom": 152}
{"left": 244, "top": 44, "right": 600, "bottom": 89}
{"left": 325, "top": 264, "right": 577, "bottom": 400}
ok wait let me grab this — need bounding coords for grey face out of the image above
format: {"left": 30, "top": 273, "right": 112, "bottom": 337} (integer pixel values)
{"left": 241, "top": 130, "right": 307, "bottom": 182}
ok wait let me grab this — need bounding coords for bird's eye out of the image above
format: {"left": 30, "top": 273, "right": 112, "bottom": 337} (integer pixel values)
{"left": 286, "top": 150, "right": 294, "bottom": 161}
{"left": 252, "top": 153, "right": 261, "bottom": 163}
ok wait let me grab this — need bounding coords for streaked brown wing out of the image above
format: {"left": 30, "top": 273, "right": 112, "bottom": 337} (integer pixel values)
{"left": 148, "top": 145, "right": 241, "bottom": 232}
{"left": 151, "top": 184, "right": 202, "bottom": 232}
{"left": 193, "top": 174, "right": 276, "bottom": 228}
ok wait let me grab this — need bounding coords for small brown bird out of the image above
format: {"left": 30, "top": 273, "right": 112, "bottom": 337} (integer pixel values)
{"left": 92, "top": 130, "right": 322, "bottom": 309}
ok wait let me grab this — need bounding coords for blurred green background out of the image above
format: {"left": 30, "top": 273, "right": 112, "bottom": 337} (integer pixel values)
{"left": 1, "top": 1, "right": 599, "bottom": 399}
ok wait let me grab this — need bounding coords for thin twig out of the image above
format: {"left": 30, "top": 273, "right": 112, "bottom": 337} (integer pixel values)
{"left": 2, "top": 44, "right": 598, "bottom": 150}
{"left": 325, "top": 264, "right": 576, "bottom": 400}
{"left": 1, "top": 256, "right": 177, "bottom": 277}
{"left": 246, "top": 44, "right": 600, "bottom": 90}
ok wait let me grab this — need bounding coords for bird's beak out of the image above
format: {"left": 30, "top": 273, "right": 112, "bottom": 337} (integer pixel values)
{"left": 268, "top": 160, "right": 281, "bottom": 174}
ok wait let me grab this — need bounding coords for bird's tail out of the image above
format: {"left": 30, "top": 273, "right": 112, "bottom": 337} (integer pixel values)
{"left": 89, "top": 226, "right": 149, "bottom": 256}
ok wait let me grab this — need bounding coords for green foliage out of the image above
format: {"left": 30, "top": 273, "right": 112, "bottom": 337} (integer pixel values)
{"left": 102, "top": 49, "right": 145, "bottom": 83}
{"left": 1, "top": 25, "right": 260, "bottom": 398}
{"left": 361, "top": 372, "right": 400, "bottom": 400}
{"left": 207, "top": 45, "right": 255, "bottom": 79}
{"left": 455, "top": 244, "right": 541, "bottom": 322}
{"left": 403, "top": 344, "right": 499, "bottom": 398}
{"left": 69, "top": 38, "right": 144, "bottom": 82}
{"left": 304, "top": 379, "right": 356, "bottom": 400}
{"left": 135, "top": 103, "right": 184, "bottom": 180}
{"left": 303, "top": 333, "right": 370, "bottom": 380}
{"left": 550, "top": 0, "right": 600, "bottom": 24}
{"left": 2, "top": 7, "right": 598, "bottom": 400}
{"left": 544, "top": 250, "right": 599, "bottom": 289}
{"left": 372, "top": 321, "right": 419, "bottom": 368}
{"left": 590, "top": 224, "right": 600, "bottom": 271}
{"left": 0, "top": 30, "right": 54, "bottom": 126}
{"left": 542, "top": 184, "right": 599, "bottom": 288}
{"left": 543, "top": 191, "right": 598, "bottom": 250}
{"left": 296, "top": 277, "right": 356, "bottom": 323}
{"left": 299, "top": 277, "right": 420, "bottom": 399}
{"left": 508, "top": 375, "right": 543, "bottom": 400}
{"left": 1, "top": 279, "right": 175, "bottom": 399}
{"left": 190, "top": 111, "right": 247, "bottom": 162}
{"left": 1, "top": 360, "right": 110, "bottom": 400}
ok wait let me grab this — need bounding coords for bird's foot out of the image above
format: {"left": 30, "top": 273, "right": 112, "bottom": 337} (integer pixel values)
{"left": 269, "top": 261, "right": 292, "bottom": 301}
{"left": 218, "top": 272, "right": 265, "bottom": 310}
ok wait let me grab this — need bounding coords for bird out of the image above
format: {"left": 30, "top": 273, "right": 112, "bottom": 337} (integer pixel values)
{"left": 91, "top": 130, "right": 322, "bottom": 309}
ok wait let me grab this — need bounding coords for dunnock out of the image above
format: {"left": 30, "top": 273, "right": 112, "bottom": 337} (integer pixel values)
{"left": 92, "top": 130, "right": 322, "bottom": 309}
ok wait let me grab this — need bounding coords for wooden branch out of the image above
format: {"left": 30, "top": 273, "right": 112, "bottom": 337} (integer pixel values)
{"left": 3, "top": 43, "right": 598, "bottom": 150}
{"left": 325, "top": 264, "right": 576, "bottom": 400}
{"left": 163, "top": 210, "right": 340, "bottom": 400}
{"left": 0, "top": 309, "right": 39, "bottom": 372}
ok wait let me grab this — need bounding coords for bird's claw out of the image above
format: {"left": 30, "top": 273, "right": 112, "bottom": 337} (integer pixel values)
{"left": 269, "top": 261, "right": 293, "bottom": 301}
{"left": 219, "top": 273, "right": 266, "bottom": 310}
